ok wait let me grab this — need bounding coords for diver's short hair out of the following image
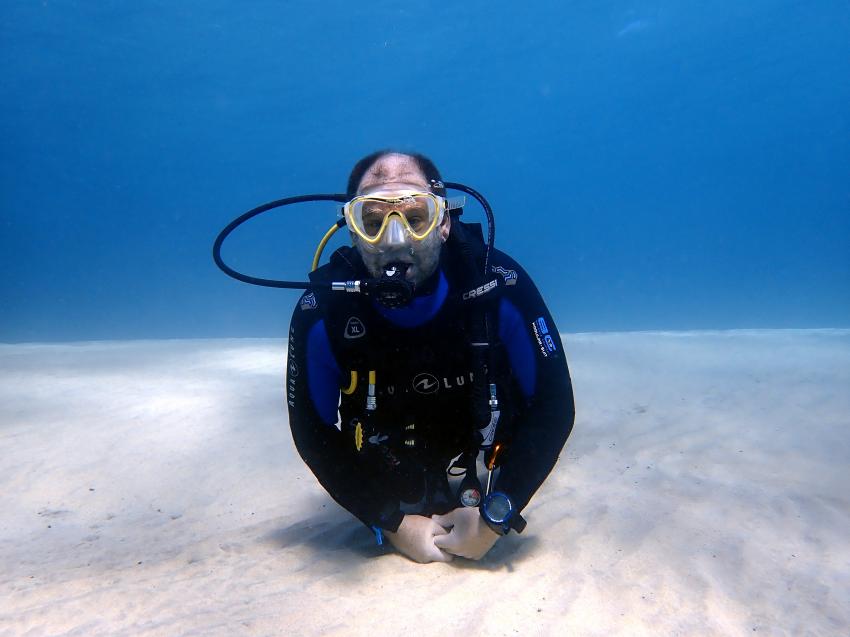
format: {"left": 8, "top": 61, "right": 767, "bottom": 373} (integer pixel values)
{"left": 346, "top": 150, "right": 445, "bottom": 198}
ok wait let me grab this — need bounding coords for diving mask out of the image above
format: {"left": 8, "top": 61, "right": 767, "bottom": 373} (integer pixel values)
{"left": 343, "top": 190, "right": 446, "bottom": 249}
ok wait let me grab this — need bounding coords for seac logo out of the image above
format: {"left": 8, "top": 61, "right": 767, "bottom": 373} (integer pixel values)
{"left": 412, "top": 373, "right": 440, "bottom": 394}
{"left": 344, "top": 317, "right": 366, "bottom": 339}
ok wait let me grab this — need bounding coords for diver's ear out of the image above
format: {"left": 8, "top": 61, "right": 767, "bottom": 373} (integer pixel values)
{"left": 438, "top": 213, "right": 451, "bottom": 242}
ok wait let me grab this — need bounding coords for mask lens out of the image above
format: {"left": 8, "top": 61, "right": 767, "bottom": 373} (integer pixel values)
{"left": 348, "top": 193, "right": 441, "bottom": 241}
{"left": 361, "top": 208, "right": 386, "bottom": 238}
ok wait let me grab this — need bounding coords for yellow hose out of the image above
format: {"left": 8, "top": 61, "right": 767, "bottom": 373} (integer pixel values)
{"left": 341, "top": 371, "right": 358, "bottom": 395}
{"left": 312, "top": 222, "right": 343, "bottom": 272}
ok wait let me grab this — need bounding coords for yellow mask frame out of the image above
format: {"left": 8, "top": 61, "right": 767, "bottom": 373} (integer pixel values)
{"left": 343, "top": 190, "right": 446, "bottom": 245}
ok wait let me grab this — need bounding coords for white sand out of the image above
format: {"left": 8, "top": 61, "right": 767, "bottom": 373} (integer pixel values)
{"left": 0, "top": 330, "right": 848, "bottom": 637}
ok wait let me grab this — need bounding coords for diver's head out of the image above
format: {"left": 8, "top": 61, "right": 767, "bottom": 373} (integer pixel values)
{"left": 345, "top": 151, "right": 451, "bottom": 286}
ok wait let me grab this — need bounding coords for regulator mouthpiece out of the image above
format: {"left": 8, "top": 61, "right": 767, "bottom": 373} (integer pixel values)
{"left": 368, "top": 262, "right": 414, "bottom": 308}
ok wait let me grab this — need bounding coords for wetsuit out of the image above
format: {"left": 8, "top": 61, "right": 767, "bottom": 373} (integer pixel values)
{"left": 286, "top": 231, "right": 575, "bottom": 533}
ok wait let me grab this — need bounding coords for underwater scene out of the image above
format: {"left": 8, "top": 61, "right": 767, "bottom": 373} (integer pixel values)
{"left": 1, "top": 2, "right": 848, "bottom": 635}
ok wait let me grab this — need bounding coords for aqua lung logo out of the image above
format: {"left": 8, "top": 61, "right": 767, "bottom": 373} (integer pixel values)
{"left": 413, "top": 373, "right": 439, "bottom": 394}
{"left": 344, "top": 317, "right": 366, "bottom": 339}
{"left": 300, "top": 292, "right": 318, "bottom": 310}
{"left": 443, "top": 372, "right": 473, "bottom": 389}
{"left": 287, "top": 326, "right": 297, "bottom": 407}
{"left": 413, "top": 371, "right": 474, "bottom": 394}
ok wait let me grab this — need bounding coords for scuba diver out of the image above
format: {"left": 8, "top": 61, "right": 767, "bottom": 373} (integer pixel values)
{"left": 214, "top": 150, "right": 575, "bottom": 563}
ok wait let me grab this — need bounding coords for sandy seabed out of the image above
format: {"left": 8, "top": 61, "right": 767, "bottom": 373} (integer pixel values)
{"left": 0, "top": 330, "right": 848, "bottom": 637}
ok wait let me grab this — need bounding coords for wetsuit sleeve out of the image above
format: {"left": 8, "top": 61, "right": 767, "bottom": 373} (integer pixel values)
{"left": 287, "top": 294, "right": 405, "bottom": 532}
{"left": 492, "top": 254, "right": 575, "bottom": 515}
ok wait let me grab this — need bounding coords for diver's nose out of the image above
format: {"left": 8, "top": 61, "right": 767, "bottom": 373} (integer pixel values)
{"left": 382, "top": 215, "right": 407, "bottom": 247}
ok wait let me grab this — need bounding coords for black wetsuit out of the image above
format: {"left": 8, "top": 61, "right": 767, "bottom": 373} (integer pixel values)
{"left": 286, "top": 231, "right": 575, "bottom": 533}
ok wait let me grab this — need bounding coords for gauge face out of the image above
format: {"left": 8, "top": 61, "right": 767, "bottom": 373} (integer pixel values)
{"left": 460, "top": 488, "right": 481, "bottom": 507}
{"left": 484, "top": 493, "right": 512, "bottom": 523}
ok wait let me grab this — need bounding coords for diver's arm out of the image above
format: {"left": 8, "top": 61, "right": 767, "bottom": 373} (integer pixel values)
{"left": 492, "top": 254, "right": 576, "bottom": 515}
{"left": 287, "top": 297, "right": 405, "bottom": 532}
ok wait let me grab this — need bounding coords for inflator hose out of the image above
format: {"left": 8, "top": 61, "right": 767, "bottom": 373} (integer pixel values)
{"left": 212, "top": 193, "right": 348, "bottom": 290}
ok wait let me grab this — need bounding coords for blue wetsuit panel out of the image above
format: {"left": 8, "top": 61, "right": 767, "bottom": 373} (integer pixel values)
{"left": 306, "top": 319, "right": 342, "bottom": 425}
{"left": 373, "top": 271, "right": 449, "bottom": 328}
{"left": 498, "top": 298, "right": 536, "bottom": 399}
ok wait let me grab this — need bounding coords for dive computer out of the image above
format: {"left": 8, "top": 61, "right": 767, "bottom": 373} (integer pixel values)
{"left": 480, "top": 491, "right": 526, "bottom": 535}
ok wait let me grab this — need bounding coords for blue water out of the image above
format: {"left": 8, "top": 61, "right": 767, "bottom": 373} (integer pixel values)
{"left": 2, "top": 1, "right": 848, "bottom": 341}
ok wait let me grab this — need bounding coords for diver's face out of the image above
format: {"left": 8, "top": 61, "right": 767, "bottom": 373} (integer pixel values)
{"left": 352, "top": 154, "right": 450, "bottom": 286}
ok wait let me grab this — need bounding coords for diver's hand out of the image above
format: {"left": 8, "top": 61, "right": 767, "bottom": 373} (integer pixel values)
{"left": 384, "top": 514, "right": 453, "bottom": 564}
{"left": 432, "top": 507, "right": 501, "bottom": 560}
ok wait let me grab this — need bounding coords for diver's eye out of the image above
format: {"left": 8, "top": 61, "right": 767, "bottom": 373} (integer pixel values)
{"left": 362, "top": 214, "right": 383, "bottom": 237}
{"left": 406, "top": 215, "right": 425, "bottom": 231}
